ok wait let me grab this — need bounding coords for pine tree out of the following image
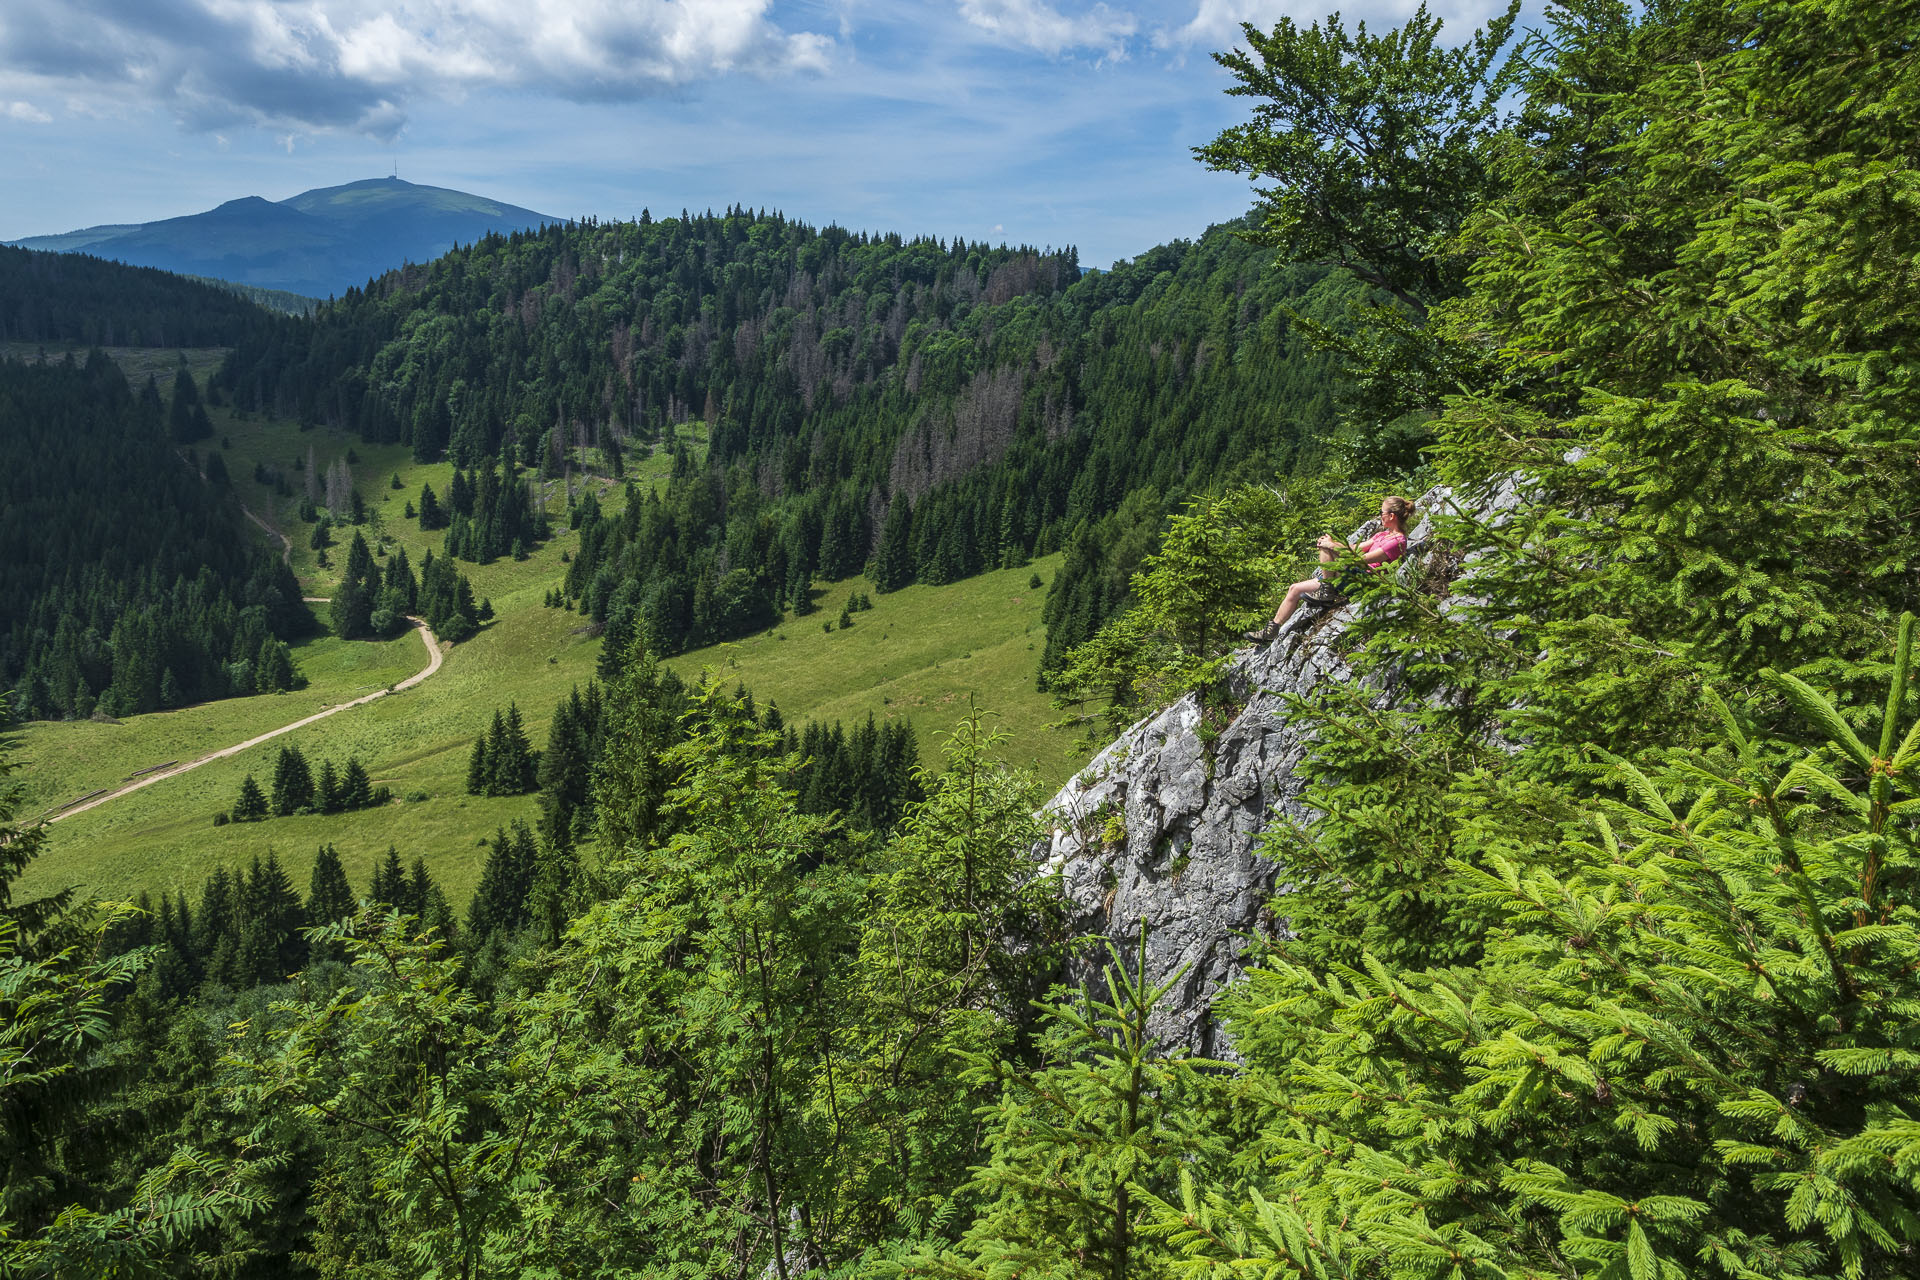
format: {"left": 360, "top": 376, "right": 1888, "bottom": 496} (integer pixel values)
{"left": 872, "top": 495, "right": 915, "bottom": 592}
{"left": 466, "top": 822, "right": 539, "bottom": 946}
{"left": 537, "top": 688, "right": 592, "bottom": 847}
{"left": 232, "top": 773, "right": 268, "bottom": 822}
{"left": 367, "top": 845, "right": 407, "bottom": 917}
{"left": 316, "top": 758, "right": 342, "bottom": 815}
{"left": 342, "top": 757, "right": 374, "bottom": 810}
{"left": 590, "top": 638, "right": 692, "bottom": 851}
{"left": 256, "top": 637, "right": 295, "bottom": 693}
{"left": 466, "top": 733, "right": 489, "bottom": 796}
{"left": 499, "top": 703, "right": 536, "bottom": 794}
{"left": 168, "top": 368, "right": 211, "bottom": 443}
{"left": 237, "top": 852, "right": 305, "bottom": 984}
{"left": 330, "top": 533, "right": 377, "bottom": 639}
{"left": 194, "top": 865, "right": 239, "bottom": 987}
{"left": 307, "top": 843, "right": 355, "bottom": 928}
{"left": 270, "top": 744, "right": 314, "bottom": 817}
{"left": 936, "top": 926, "right": 1223, "bottom": 1280}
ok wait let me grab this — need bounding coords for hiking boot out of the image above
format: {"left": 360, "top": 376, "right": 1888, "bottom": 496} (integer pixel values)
{"left": 1244, "top": 621, "right": 1281, "bottom": 645}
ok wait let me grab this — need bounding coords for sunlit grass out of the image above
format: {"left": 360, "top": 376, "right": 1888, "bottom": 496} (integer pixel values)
{"left": 665, "top": 557, "right": 1077, "bottom": 784}
{"left": 16, "top": 360, "right": 1085, "bottom": 909}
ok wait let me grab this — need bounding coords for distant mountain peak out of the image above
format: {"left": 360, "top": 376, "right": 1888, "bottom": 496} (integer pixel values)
{"left": 5, "top": 180, "right": 560, "bottom": 299}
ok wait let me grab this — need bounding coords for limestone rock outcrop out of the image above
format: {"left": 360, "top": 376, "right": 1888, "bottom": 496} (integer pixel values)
{"left": 1034, "top": 481, "right": 1477, "bottom": 1055}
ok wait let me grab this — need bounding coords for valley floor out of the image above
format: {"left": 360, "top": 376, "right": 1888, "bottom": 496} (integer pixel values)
{"left": 14, "top": 345, "right": 1085, "bottom": 907}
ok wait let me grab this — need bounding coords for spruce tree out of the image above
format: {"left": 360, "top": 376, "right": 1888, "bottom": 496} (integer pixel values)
{"left": 315, "top": 758, "right": 342, "bottom": 815}
{"left": 466, "top": 822, "right": 539, "bottom": 946}
{"left": 329, "top": 533, "right": 377, "bottom": 639}
{"left": 387, "top": 547, "right": 418, "bottom": 612}
{"left": 270, "top": 744, "right": 314, "bottom": 817}
{"left": 307, "top": 843, "right": 355, "bottom": 929}
{"left": 590, "top": 639, "right": 692, "bottom": 851}
{"left": 937, "top": 928, "right": 1222, "bottom": 1280}
{"left": 448, "top": 469, "right": 473, "bottom": 518}
{"left": 342, "top": 757, "right": 374, "bottom": 810}
{"left": 367, "top": 845, "right": 407, "bottom": 917}
{"left": 1165, "top": 618, "right": 1920, "bottom": 1280}
{"left": 141, "top": 891, "right": 197, "bottom": 1002}
{"left": 466, "top": 733, "right": 490, "bottom": 796}
{"left": 168, "top": 368, "right": 211, "bottom": 443}
{"left": 406, "top": 858, "right": 456, "bottom": 942}
{"left": 194, "top": 865, "right": 239, "bottom": 988}
{"left": 496, "top": 703, "right": 537, "bottom": 794}
{"left": 419, "top": 878, "right": 458, "bottom": 945}
{"left": 231, "top": 773, "right": 268, "bottom": 822}
{"left": 418, "top": 482, "right": 443, "bottom": 530}
{"left": 256, "top": 637, "right": 295, "bottom": 693}
{"left": 483, "top": 709, "right": 509, "bottom": 793}
{"left": 525, "top": 833, "right": 580, "bottom": 949}
{"left": 238, "top": 852, "right": 305, "bottom": 984}
{"left": 872, "top": 495, "right": 915, "bottom": 592}
{"left": 537, "top": 690, "right": 590, "bottom": 847}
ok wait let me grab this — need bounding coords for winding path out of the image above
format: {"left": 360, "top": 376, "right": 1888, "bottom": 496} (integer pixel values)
{"left": 48, "top": 612, "right": 444, "bottom": 825}
{"left": 247, "top": 505, "right": 293, "bottom": 565}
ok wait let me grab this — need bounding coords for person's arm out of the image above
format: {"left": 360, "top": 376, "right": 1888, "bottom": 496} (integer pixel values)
{"left": 1355, "top": 533, "right": 1402, "bottom": 565}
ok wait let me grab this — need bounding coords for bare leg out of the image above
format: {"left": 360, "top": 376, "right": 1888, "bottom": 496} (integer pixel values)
{"left": 1270, "top": 577, "right": 1321, "bottom": 628}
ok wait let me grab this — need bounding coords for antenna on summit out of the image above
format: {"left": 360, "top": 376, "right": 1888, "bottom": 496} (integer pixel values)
{"left": 390, "top": 157, "right": 398, "bottom": 179}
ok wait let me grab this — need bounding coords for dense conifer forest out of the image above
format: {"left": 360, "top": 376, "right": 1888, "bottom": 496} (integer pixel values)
{"left": 4, "top": 0, "right": 1919, "bottom": 1275}
{"left": 220, "top": 212, "right": 1363, "bottom": 658}
{"left": 0, "top": 354, "right": 309, "bottom": 719}
{"left": 0, "top": 245, "right": 281, "bottom": 347}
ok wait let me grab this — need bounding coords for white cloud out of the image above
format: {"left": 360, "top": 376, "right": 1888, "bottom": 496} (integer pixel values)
{"left": 957, "top": 0, "right": 1138, "bottom": 58}
{"left": 1163, "top": 0, "right": 1514, "bottom": 49}
{"left": 0, "top": 1, "right": 837, "bottom": 139}
{"left": 6, "top": 100, "right": 54, "bottom": 123}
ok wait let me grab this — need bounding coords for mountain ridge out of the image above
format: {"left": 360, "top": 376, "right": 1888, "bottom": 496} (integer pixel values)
{"left": 7, "top": 177, "right": 561, "bottom": 299}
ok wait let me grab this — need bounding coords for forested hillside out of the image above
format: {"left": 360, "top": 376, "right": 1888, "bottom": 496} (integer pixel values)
{"left": 222, "top": 214, "right": 1361, "bottom": 657}
{"left": 0, "top": 245, "right": 279, "bottom": 347}
{"left": 0, "top": 354, "right": 308, "bottom": 720}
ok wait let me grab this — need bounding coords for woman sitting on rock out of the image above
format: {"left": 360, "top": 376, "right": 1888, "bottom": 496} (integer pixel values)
{"left": 1245, "top": 495, "right": 1415, "bottom": 644}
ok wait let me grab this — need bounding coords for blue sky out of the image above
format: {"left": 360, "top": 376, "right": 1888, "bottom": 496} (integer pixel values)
{"left": 0, "top": 1, "right": 1511, "bottom": 269}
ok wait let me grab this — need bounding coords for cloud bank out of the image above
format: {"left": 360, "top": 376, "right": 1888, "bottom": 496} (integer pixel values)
{"left": 0, "top": 0, "right": 834, "bottom": 138}
{"left": 956, "top": 0, "right": 1139, "bottom": 57}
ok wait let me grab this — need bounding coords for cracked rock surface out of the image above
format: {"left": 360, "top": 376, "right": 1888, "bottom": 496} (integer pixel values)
{"left": 1034, "top": 480, "right": 1480, "bottom": 1056}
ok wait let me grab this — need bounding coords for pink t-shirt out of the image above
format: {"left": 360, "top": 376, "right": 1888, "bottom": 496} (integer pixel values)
{"left": 1357, "top": 529, "right": 1407, "bottom": 570}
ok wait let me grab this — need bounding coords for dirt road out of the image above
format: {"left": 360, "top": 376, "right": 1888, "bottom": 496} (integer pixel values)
{"left": 48, "top": 616, "right": 443, "bottom": 824}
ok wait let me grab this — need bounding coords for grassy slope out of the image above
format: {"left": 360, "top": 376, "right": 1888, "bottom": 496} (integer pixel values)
{"left": 15, "top": 346, "right": 1085, "bottom": 909}
{"left": 667, "top": 566, "right": 1069, "bottom": 781}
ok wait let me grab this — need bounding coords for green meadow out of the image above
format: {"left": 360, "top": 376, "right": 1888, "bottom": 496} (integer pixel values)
{"left": 15, "top": 347, "right": 1087, "bottom": 908}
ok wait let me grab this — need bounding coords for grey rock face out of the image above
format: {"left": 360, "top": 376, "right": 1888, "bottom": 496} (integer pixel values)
{"left": 1034, "top": 481, "right": 1471, "bottom": 1056}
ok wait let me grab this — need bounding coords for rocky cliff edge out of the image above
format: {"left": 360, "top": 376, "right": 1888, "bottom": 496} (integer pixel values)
{"left": 1034, "top": 479, "right": 1503, "bottom": 1055}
